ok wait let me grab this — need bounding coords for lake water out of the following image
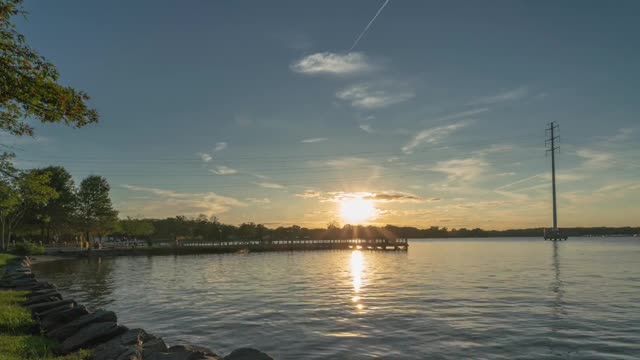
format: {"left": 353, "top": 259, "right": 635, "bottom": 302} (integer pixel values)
{"left": 32, "top": 238, "right": 640, "bottom": 359}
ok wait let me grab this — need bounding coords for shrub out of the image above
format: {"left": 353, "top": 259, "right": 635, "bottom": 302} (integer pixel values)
{"left": 9, "top": 242, "right": 44, "bottom": 256}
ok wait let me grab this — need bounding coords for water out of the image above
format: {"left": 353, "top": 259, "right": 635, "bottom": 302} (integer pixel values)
{"left": 32, "top": 238, "right": 640, "bottom": 359}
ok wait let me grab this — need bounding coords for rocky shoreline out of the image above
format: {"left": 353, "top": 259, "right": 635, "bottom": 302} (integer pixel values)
{"left": 0, "top": 256, "right": 274, "bottom": 360}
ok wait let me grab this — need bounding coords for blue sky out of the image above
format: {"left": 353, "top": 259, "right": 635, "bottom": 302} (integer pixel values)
{"left": 5, "top": 0, "right": 639, "bottom": 228}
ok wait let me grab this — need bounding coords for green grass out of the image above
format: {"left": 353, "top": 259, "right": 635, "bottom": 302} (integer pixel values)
{"left": 0, "top": 254, "right": 16, "bottom": 268}
{"left": 0, "top": 290, "right": 35, "bottom": 334}
{"left": 0, "top": 335, "right": 91, "bottom": 360}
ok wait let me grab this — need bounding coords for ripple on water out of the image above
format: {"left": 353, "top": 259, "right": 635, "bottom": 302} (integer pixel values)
{"left": 32, "top": 238, "right": 640, "bottom": 359}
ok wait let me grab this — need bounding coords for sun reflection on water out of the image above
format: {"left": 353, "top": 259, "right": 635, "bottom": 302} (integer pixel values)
{"left": 350, "top": 250, "right": 365, "bottom": 311}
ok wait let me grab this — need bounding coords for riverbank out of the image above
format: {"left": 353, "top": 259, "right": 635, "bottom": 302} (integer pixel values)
{"left": 0, "top": 255, "right": 274, "bottom": 360}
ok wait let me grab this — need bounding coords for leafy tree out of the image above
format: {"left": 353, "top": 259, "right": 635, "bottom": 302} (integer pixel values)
{"left": 0, "top": 169, "right": 57, "bottom": 250}
{"left": 119, "top": 217, "right": 155, "bottom": 239}
{"left": 75, "top": 175, "right": 117, "bottom": 248}
{"left": 24, "top": 166, "right": 76, "bottom": 242}
{"left": 0, "top": 0, "right": 98, "bottom": 137}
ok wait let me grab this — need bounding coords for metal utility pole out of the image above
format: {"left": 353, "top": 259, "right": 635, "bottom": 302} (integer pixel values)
{"left": 546, "top": 122, "right": 559, "bottom": 231}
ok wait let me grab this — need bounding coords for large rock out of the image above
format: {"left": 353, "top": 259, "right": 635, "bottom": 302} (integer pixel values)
{"left": 60, "top": 321, "right": 127, "bottom": 354}
{"left": 41, "top": 305, "right": 89, "bottom": 332}
{"left": 48, "top": 309, "right": 117, "bottom": 341}
{"left": 224, "top": 348, "right": 273, "bottom": 360}
{"left": 23, "top": 292, "right": 63, "bottom": 306}
{"left": 28, "top": 299, "right": 75, "bottom": 314}
{"left": 92, "top": 328, "right": 157, "bottom": 360}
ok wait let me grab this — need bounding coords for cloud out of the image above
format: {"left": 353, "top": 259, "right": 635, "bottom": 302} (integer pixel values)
{"left": 363, "top": 191, "right": 425, "bottom": 203}
{"left": 359, "top": 124, "right": 374, "bottom": 133}
{"left": 296, "top": 189, "right": 322, "bottom": 198}
{"left": 432, "top": 158, "right": 488, "bottom": 182}
{"left": 290, "top": 52, "right": 374, "bottom": 75}
{"left": 209, "top": 166, "right": 238, "bottom": 175}
{"left": 402, "top": 121, "right": 468, "bottom": 154}
{"left": 214, "top": 142, "right": 227, "bottom": 152}
{"left": 576, "top": 149, "right": 613, "bottom": 168}
{"left": 301, "top": 137, "right": 328, "bottom": 143}
{"left": 321, "top": 157, "right": 370, "bottom": 168}
{"left": 337, "top": 83, "right": 414, "bottom": 109}
{"left": 246, "top": 197, "right": 271, "bottom": 204}
{"left": 120, "top": 185, "right": 246, "bottom": 217}
{"left": 196, "top": 152, "right": 213, "bottom": 162}
{"left": 256, "top": 182, "right": 286, "bottom": 189}
{"left": 467, "top": 86, "right": 528, "bottom": 105}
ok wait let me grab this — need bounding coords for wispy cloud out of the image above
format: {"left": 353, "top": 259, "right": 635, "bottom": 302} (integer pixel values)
{"left": 576, "top": 148, "right": 613, "bottom": 169}
{"left": 467, "top": 86, "right": 528, "bottom": 105}
{"left": 246, "top": 197, "right": 271, "bottom": 204}
{"left": 402, "top": 121, "right": 468, "bottom": 154}
{"left": 322, "top": 157, "right": 370, "bottom": 168}
{"left": 197, "top": 152, "right": 213, "bottom": 162}
{"left": 120, "top": 185, "right": 246, "bottom": 217}
{"left": 301, "top": 137, "right": 328, "bottom": 143}
{"left": 363, "top": 191, "right": 424, "bottom": 203}
{"left": 349, "top": 0, "right": 391, "bottom": 51}
{"left": 432, "top": 158, "right": 488, "bottom": 182}
{"left": 295, "top": 189, "right": 322, "bottom": 199}
{"left": 257, "top": 182, "right": 286, "bottom": 189}
{"left": 359, "top": 124, "right": 374, "bottom": 133}
{"left": 209, "top": 166, "right": 238, "bottom": 175}
{"left": 291, "top": 52, "right": 374, "bottom": 75}
{"left": 336, "top": 83, "right": 414, "bottom": 109}
{"left": 214, "top": 142, "right": 227, "bottom": 152}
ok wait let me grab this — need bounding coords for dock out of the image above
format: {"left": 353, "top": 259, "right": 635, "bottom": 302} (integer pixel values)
{"left": 43, "top": 238, "right": 409, "bottom": 257}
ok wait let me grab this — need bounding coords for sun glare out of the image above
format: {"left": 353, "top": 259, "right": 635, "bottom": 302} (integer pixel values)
{"left": 339, "top": 197, "right": 377, "bottom": 224}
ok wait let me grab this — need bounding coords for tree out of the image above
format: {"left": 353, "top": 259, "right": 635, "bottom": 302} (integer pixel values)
{"left": 0, "top": 0, "right": 98, "bottom": 137}
{"left": 75, "top": 176, "right": 117, "bottom": 248}
{"left": 119, "top": 217, "right": 155, "bottom": 239}
{"left": 24, "top": 166, "right": 76, "bottom": 242}
{"left": 0, "top": 169, "right": 57, "bottom": 250}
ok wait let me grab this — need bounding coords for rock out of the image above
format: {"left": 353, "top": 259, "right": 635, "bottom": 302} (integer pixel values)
{"left": 48, "top": 309, "right": 117, "bottom": 341}
{"left": 224, "top": 348, "right": 273, "bottom": 360}
{"left": 143, "top": 345, "right": 221, "bottom": 360}
{"left": 142, "top": 337, "right": 169, "bottom": 353}
{"left": 37, "top": 302, "right": 80, "bottom": 320}
{"left": 23, "top": 292, "right": 63, "bottom": 306}
{"left": 28, "top": 299, "right": 75, "bottom": 315}
{"left": 41, "top": 305, "right": 89, "bottom": 332}
{"left": 17, "top": 281, "right": 56, "bottom": 291}
{"left": 28, "top": 288, "right": 60, "bottom": 298}
{"left": 60, "top": 321, "right": 127, "bottom": 354}
{"left": 92, "top": 328, "right": 156, "bottom": 360}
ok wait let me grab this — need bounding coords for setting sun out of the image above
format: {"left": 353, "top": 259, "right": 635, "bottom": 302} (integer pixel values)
{"left": 339, "top": 197, "right": 377, "bottom": 224}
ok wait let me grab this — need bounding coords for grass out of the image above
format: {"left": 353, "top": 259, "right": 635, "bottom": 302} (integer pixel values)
{"left": 0, "top": 253, "right": 16, "bottom": 268}
{"left": 0, "top": 258, "right": 91, "bottom": 360}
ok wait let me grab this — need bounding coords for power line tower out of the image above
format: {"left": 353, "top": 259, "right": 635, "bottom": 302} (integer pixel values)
{"left": 544, "top": 122, "right": 567, "bottom": 240}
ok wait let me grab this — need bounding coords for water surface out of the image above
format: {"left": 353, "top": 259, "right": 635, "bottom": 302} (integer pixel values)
{"left": 33, "top": 238, "right": 640, "bottom": 359}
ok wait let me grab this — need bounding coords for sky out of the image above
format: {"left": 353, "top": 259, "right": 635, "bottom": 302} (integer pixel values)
{"left": 4, "top": 0, "right": 640, "bottom": 229}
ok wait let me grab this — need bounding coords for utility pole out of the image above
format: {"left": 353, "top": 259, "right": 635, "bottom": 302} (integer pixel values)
{"left": 545, "top": 122, "right": 560, "bottom": 232}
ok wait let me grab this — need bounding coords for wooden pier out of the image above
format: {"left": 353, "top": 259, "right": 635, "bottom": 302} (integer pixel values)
{"left": 43, "top": 238, "right": 409, "bottom": 257}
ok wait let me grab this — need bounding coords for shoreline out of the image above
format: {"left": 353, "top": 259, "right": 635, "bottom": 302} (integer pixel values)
{"left": 1, "top": 256, "right": 275, "bottom": 360}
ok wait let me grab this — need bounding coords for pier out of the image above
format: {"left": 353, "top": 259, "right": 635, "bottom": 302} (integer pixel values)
{"left": 43, "top": 238, "right": 409, "bottom": 257}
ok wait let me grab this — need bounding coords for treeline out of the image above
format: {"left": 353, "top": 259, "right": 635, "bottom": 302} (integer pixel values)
{"left": 110, "top": 217, "right": 640, "bottom": 242}
{"left": 0, "top": 163, "right": 118, "bottom": 250}
{"left": 2, "top": 165, "right": 637, "bottom": 248}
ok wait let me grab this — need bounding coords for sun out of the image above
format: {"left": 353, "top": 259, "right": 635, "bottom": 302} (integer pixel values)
{"left": 339, "top": 197, "right": 377, "bottom": 224}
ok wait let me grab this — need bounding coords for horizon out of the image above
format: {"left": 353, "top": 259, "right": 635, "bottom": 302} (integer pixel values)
{"left": 5, "top": 1, "right": 640, "bottom": 229}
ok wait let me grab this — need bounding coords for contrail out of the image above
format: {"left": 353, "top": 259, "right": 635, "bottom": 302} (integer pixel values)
{"left": 349, "top": 0, "right": 391, "bottom": 52}
{"left": 494, "top": 173, "right": 543, "bottom": 191}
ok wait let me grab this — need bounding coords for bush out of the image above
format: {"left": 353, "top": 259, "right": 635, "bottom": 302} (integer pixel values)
{"left": 9, "top": 242, "right": 44, "bottom": 256}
